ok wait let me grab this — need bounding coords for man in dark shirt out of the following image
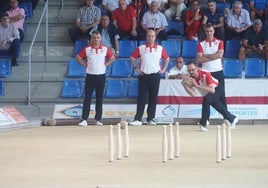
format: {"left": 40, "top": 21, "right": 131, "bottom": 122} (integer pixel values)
{"left": 199, "top": 0, "right": 225, "bottom": 40}
{"left": 239, "top": 19, "right": 268, "bottom": 60}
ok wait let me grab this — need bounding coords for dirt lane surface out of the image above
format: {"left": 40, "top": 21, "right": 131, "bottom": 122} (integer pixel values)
{"left": 0, "top": 125, "right": 267, "bottom": 188}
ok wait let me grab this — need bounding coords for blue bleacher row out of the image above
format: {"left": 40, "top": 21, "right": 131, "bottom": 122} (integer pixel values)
{"left": 59, "top": 58, "right": 268, "bottom": 98}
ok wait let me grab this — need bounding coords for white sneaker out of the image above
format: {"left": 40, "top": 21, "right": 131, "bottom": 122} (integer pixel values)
{"left": 230, "top": 117, "right": 239, "bottom": 129}
{"left": 78, "top": 120, "right": 88, "bottom": 127}
{"left": 147, "top": 120, "right": 157, "bottom": 125}
{"left": 95, "top": 121, "right": 103, "bottom": 126}
{"left": 200, "top": 126, "right": 207, "bottom": 132}
{"left": 130, "top": 120, "right": 142, "bottom": 126}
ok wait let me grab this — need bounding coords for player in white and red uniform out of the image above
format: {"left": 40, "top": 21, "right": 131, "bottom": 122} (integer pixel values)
{"left": 182, "top": 61, "right": 237, "bottom": 132}
{"left": 76, "top": 30, "right": 115, "bottom": 126}
{"left": 197, "top": 23, "right": 239, "bottom": 130}
{"left": 130, "top": 30, "right": 170, "bottom": 126}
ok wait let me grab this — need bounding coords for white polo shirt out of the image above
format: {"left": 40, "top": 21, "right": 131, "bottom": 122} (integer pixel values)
{"left": 131, "top": 43, "right": 169, "bottom": 74}
{"left": 78, "top": 44, "right": 113, "bottom": 75}
{"left": 197, "top": 38, "right": 224, "bottom": 72}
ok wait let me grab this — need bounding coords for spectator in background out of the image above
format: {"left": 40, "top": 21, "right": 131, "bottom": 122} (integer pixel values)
{"left": 130, "top": 0, "right": 148, "bottom": 24}
{"left": 0, "top": 12, "right": 20, "bottom": 66}
{"left": 147, "top": 0, "right": 168, "bottom": 12}
{"left": 168, "top": 56, "right": 188, "bottom": 79}
{"left": 140, "top": 1, "right": 168, "bottom": 41}
{"left": 200, "top": 0, "right": 225, "bottom": 41}
{"left": 112, "top": 0, "right": 139, "bottom": 40}
{"left": 225, "top": 1, "right": 251, "bottom": 40}
{"left": 76, "top": 30, "right": 115, "bottom": 127}
{"left": 96, "top": 15, "right": 120, "bottom": 58}
{"left": 239, "top": 19, "right": 268, "bottom": 60}
{"left": 185, "top": 0, "right": 203, "bottom": 40}
{"left": 130, "top": 30, "right": 169, "bottom": 126}
{"left": 164, "top": 0, "right": 186, "bottom": 21}
{"left": 249, "top": 0, "right": 268, "bottom": 23}
{"left": 69, "top": 0, "right": 101, "bottom": 43}
{"left": 7, "top": 0, "right": 25, "bottom": 42}
{"left": 101, "top": 0, "right": 119, "bottom": 18}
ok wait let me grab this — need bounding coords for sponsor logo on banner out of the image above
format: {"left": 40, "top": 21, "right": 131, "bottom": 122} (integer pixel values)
{"left": 53, "top": 104, "right": 179, "bottom": 123}
{"left": 179, "top": 105, "right": 268, "bottom": 119}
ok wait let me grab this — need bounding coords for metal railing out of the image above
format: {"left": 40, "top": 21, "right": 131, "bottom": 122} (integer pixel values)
{"left": 27, "top": 0, "right": 49, "bottom": 105}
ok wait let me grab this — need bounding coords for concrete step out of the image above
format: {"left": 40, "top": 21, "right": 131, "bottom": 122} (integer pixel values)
{"left": 4, "top": 62, "right": 69, "bottom": 82}
{"left": 19, "top": 43, "right": 74, "bottom": 60}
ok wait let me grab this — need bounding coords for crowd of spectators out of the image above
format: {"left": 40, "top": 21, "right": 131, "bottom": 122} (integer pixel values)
{"left": 69, "top": 0, "right": 268, "bottom": 55}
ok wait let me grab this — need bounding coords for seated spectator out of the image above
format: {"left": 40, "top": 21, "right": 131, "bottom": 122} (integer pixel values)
{"left": 102, "top": 0, "right": 119, "bottom": 18}
{"left": 69, "top": 0, "right": 101, "bottom": 43}
{"left": 199, "top": 0, "right": 225, "bottom": 41}
{"left": 130, "top": 0, "right": 148, "bottom": 24}
{"left": 185, "top": 0, "right": 203, "bottom": 40}
{"left": 96, "top": 15, "right": 120, "bottom": 58}
{"left": 0, "top": 12, "right": 21, "bottom": 66}
{"left": 249, "top": 0, "right": 268, "bottom": 23}
{"left": 164, "top": 0, "right": 186, "bottom": 21}
{"left": 18, "top": 0, "right": 39, "bottom": 10}
{"left": 140, "top": 1, "right": 168, "bottom": 41}
{"left": 7, "top": 0, "right": 25, "bottom": 42}
{"left": 168, "top": 56, "right": 188, "bottom": 79}
{"left": 225, "top": 1, "right": 251, "bottom": 40}
{"left": 112, "top": 0, "right": 139, "bottom": 40}
{"left": 239, "top": 19, "right": 268, "bottom": 60}
{"left": 147, "top": 0, "right": 167, "bottom": 12}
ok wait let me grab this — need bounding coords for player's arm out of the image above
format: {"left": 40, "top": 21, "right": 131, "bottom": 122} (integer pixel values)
{"left": 203, "top": 49, "right": 224, "bottom": 60}
{"left": 181, "top": 77, "right": 196, "bottom": 96}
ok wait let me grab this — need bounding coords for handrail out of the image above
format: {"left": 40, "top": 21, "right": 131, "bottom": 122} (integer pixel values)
{"left": 27, "top": 1, "right": 49, "bottom": 105}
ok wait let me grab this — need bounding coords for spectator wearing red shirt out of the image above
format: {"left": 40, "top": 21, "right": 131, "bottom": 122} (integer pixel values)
{"left": 185, "top": 0, "right": 203, "bottom": 40}
{"left": 112, "top": 0, "right": 139, "bottom": 40}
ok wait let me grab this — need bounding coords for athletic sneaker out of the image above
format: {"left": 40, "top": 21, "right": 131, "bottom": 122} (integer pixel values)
{"left": 147, "top": 120, "right": 157, "bottom": 125}
{"left": 200, "top": 125, "right": 208, "bottom": 132}
{"left": 95, "top": 121, "right": 103, "bottom": 126}
{"left": 230, "top": 117, "right": 239, "bottom": 129}
{"left": 130, "top": 120, "right": 142, "bottom": 126}
{"left": 78, "top": 120, "right": 88, "bottom": 127}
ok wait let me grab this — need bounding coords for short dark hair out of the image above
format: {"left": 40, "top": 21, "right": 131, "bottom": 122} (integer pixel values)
{"left": 0, "top": 12, "right": 8, "bottom": 19}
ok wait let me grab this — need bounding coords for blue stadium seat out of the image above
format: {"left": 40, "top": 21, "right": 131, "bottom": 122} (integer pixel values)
{"left": 0, "top": 80, "right": 4, "bottom": 97}
{"left": 223, "top": 59, "right": 242, "bottom": 78}
{"left": 139, "top": 40, "right": 146, "bottom": 46}
{"left": 244, "top": 59, "right": 265, "bottom": 78}
{"left": 224, "top": 39, "right": 241, "bottom": 58}
{"left": 19, "top": 2, "right": 33, "bottom": 19}
{"left": 0, "top": 60, "right": 12, "bottom": 78}
{"left": 73, "top": 39, "right": 88, "bottom": 57}
{"left": 106, "top": 64, "right": 111, "bottom": 77}
{"left": 119, "top": 40, "right": 137, "bottom": 58}
{"left": 128, "top": 79, "right": 138, "bottom": 98}
{"left": 67, "top": 59, "right": 86, "bottom": 78}
{"left": 181, "top": 40, "right": 198, "bottom": 58}
{"left": 161, "top": 40, "right": 181, "bottom": 58}
{"left": 166, "top": 21, "right": 184, "bottom": 38}
{"left": 105, "top": 80, "right": 127, "bottom": 98}
{"left": 61, "top": 80, "right": 84, "bottom": 98}
{"left": 166, "top": 59, "right": 176, "bottom": 72}
{"left": 110, "top": 59, "right": 133, "bottom": 78}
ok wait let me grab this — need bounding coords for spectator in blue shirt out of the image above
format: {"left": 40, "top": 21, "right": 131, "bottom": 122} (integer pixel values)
{"left": 199, "top": 0, "right": 225, "bottom": 40}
